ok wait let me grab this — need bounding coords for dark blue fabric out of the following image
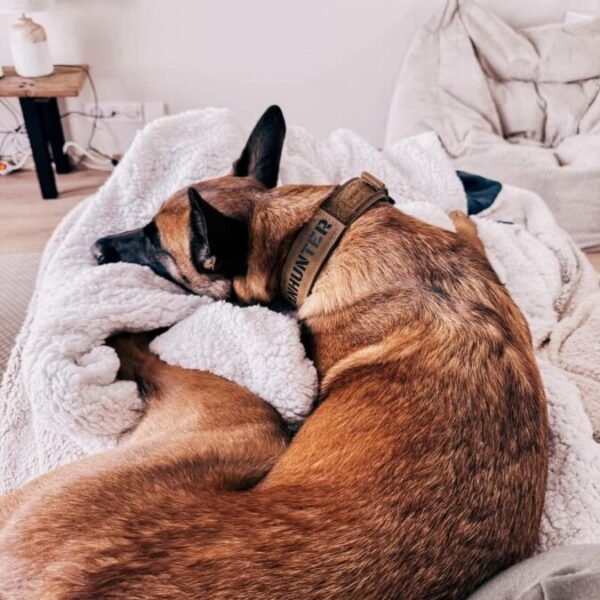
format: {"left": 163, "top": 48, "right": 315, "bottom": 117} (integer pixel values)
{"left": 457, "top": 171, "right": 502, "bottom": 215}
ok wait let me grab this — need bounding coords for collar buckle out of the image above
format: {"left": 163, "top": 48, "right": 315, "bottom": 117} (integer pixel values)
{"left": 360, "top": 171, "right": 387, "bottom": 193}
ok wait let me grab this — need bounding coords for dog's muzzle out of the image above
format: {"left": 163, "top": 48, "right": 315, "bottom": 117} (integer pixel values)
{"left": 92, "top": 228, "right": 148, "bottom": 266}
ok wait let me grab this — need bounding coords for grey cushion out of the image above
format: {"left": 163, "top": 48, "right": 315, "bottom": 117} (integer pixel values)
{"left": 468, "top": 545, "right": 600, "bottom": 600}
{"left": 0, "top": 253, "right": 40, "bottom": 379}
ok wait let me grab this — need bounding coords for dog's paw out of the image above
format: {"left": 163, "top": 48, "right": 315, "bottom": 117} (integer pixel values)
{"left": 106, "top": 330, "right": 164, "bottom": 369}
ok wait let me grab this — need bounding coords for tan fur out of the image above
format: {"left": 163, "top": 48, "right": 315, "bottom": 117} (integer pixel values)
{"left": 151, "top": 176, "right": 265, "bottom": 296}
{"left": 0, "top": 178, "right": 548, "bottom": 599}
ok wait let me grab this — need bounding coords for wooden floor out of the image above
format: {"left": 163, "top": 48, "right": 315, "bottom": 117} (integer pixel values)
{"left": 0, "top": 168, "right": 599, "bottom": 272}
{"left": 0, "top": 168, "right": 109, "bottom": 254}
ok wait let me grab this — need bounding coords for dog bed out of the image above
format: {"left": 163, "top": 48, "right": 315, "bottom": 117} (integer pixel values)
{"left": 1, "top": 108, "right": 600, "bottom": 554}
{"left": 385, "top": 0, "right": 600, "bottom": 250}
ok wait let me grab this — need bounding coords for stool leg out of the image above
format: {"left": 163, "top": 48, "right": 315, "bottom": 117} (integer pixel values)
{"left": 19, "top": 98, "right": 57, "bottom": 200}
{"left": 40, "top": 98, "right": 71, "bottom": 174}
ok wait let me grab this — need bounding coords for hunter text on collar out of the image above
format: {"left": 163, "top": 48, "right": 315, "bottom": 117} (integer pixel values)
{"left": 281, "top": 172, "right": 393, "bottom": 307}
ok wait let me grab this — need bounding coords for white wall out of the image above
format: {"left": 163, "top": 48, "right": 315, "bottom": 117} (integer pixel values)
{"left": 1, "top": 0, "right": 598, "bottom": 159}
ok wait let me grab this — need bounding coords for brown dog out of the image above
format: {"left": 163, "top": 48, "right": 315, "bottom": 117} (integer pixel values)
{"left": 0, "top": 107, "right": 548, "bottom": 599}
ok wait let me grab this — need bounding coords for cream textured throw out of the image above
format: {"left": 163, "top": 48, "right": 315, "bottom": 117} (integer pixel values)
{"left": 385, "top": 0, "right": 600, "bottom": 250}
{"left": 1, "top": 109, "right": 599, "bottom": 553}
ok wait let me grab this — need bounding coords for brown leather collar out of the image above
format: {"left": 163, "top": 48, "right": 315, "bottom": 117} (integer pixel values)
{"left": 281, "top": 172, "right": 393, "bottom": 307}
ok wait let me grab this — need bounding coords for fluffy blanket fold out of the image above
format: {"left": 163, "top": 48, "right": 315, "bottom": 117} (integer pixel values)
{"left": 385, "top": 0, "right": 600, "bottom": 250}
{"left": 1, "top": 108, "right": 599, "bottom": 553}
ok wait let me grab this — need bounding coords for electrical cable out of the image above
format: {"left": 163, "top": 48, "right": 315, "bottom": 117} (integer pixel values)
{"left": 0, "top": 99, "right": 26, "bottom": 159}
{"left": 62, "top": 141, "right": 113, "bottom": 171}
{"left": 0, "top": 98, "right": 21, "bottom": 124}
{"left": 54, "top": 64, "right": 109, "bottom": 168}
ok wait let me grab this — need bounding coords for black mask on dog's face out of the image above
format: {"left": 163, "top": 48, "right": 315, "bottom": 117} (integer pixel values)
{"left": 92, "top": 221, "right": 174, "bottom": 282}
{"left": 91, "top": 105, "right": 287, "bottom": 298}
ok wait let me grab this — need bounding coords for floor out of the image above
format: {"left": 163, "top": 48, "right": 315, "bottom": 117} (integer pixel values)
{"left": 0, "top": 168, "right": 109, "bottom": 254}
{"left": 0, "top": 252, "right": 40, "bottom": 375}
{"left": 1, "top": 168, "right": 599, "bottom": 272}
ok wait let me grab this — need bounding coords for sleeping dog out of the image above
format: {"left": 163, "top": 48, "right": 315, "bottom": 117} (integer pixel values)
{"left": 0, "top": 107, "right": 548, "bottom": 599}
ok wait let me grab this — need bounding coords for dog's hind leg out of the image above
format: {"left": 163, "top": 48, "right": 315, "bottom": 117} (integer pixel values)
{"left": 108, "top": 331, "right": 288, "bottom": 448}
{"left": 0, "top": 363, "right": 289, "bottom": 599}
{"left": 0, "top": 332, "right": 288, "bottom": 534}
{"left": 94, "top": 331, "right": 291, "bottom": 489}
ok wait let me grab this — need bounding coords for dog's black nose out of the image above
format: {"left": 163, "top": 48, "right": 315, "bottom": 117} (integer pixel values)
{"left": 92, "top": 238, "right": 120, "bottom": 265}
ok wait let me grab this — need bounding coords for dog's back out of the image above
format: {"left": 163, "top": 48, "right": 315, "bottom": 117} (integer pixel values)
{"left": 249, "top": 205, "right": 547, "bottom": 598}
{"left": 0, "top": 107, "right": 547, "bottom": 599}
{"left": 3, "top": 206, "right": 546, "bottom": 600}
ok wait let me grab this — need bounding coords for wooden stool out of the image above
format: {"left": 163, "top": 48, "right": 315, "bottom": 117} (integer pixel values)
{"left": 0, "top": 65, "right": 88, "bottom": 199}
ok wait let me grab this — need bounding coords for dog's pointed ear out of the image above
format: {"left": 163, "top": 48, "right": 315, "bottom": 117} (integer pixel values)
{"left": 188, "top": 188, "right": 248, "bottom": 276}
{"left": 232, "top": 105, "right": 286, "bottom": 189}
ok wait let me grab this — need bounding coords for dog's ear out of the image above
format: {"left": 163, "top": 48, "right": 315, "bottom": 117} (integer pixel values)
{"left": 232, "top": 105, "right": 286, "bottom": 189}
{"left": 188, "top": 188, "right": 248, "bottom": 276}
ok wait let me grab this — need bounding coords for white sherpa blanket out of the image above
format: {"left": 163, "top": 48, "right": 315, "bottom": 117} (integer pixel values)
{"left": 385, "top": 0, "right": 600, "bottom": 250}
{"left": 1, "top": 109, "right": 599, "bottom": 553}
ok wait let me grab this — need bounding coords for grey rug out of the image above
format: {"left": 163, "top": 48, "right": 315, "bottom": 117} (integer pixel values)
{"left": 0, "top": 253, "right": 40, "bottom": 379}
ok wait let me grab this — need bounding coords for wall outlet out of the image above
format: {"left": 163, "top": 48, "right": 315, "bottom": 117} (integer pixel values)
{"left": 84, "top": 101, "right": 143, "bottom": 122}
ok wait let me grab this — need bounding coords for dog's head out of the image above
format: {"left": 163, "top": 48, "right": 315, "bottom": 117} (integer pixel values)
{"left": 93, "top": 105, "right": 333, "bottom": 303}
{"left": 92, "top": 106, "right": 286, "bottom": 298}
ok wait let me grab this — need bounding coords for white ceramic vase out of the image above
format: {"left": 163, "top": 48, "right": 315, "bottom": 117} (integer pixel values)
{"left": 10, "top": 15, "right": 54, "bottom": 77}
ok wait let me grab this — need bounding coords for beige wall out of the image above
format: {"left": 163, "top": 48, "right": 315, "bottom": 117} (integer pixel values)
{"left": 1, "top": 0, "right": 598, "bottom": 157}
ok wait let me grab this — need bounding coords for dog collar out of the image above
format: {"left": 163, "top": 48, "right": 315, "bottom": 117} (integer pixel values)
{"left": 281, "top": 172, "right": 393, "bottom": 307}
